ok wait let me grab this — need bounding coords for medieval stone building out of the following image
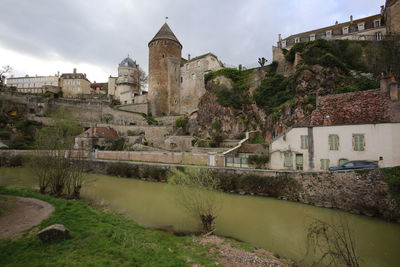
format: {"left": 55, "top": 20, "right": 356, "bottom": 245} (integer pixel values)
{"left": 148, "top": 23, "right": 182, "bottom": 116}
{"left": 108, "top": 56, "right": 141, "bottom": 105}
{"left": 148, "top": 23, "right": 223, "bottom": 116}
{"left": 274, "top": 0, "right": 399, "bottom": 51}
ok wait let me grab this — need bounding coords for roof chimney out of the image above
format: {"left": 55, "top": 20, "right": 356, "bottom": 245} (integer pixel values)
{"left": 350, "top": 15, "right": 353, "bottom": 24}
{"left": 73, "top": 68, "right": 77, "bottom": 74}
{"left": 188, "top": 54, "right": 191, "bottom": 60}
{"left": 278, "top": 34, "right": 282, "bottom": 41}
{"left": 335, "top": 21, "right": 339, "bottom": 25}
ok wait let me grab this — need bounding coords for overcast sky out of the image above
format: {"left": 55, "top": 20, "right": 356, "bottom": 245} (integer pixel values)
{"left": 0, "top": 0, "right": 384, "bottom": 82}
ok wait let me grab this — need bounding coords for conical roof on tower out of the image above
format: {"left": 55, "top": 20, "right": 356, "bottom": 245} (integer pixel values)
{"left": 149, "top": 23, "right": 182, "bottom": 47}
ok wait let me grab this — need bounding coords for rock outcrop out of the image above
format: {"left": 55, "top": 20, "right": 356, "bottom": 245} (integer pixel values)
{"left": 38, "top": 224, "right": 70, "bottom": 243}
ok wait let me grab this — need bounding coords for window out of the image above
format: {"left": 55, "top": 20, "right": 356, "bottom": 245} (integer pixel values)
{"left": 281, "top": 40, "right": 286, "bottom": 48}
{"left": 358, "top": 22, "right": 365, "bottom": 31}
{"left": 374, "top": 19, "right": 381, "bottom": 28}
{"left": 326, "top": 30, "right": 332, "bottom": 39}
{"left": 320, "top": 159, "right": 330, "bottom": 170}
{"left": 343, "top": 26, "right": 349, "bottom": 34}
{"left": 284, "top": 152, "right": 293, "bottom": 167}
{"left": 329, "top": 134, "right": 339, "bottom": 150}
{"left": 353, "top": 134, "right": 365, "bottom": 151}
{"left": 300, "top": 135, "right": 308, "bottom": 149}
{"left": 376, "top": 32, "right": 382, "bottom": 41}
{"left": 310, "top": 34, "right": 316, "bottom": 41}
{"left": 338, "top": 158, "right": 349, "bottom": 166}
{"left": 296, "top": 154, "right": 304, "bottom": 170}
{"left": 294, "top": 37, "right": 300, "bottom": 43}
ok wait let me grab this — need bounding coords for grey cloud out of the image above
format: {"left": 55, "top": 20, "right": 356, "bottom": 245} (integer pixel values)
{"left": 0, "top": 0, "right": 384, "bottom": 79}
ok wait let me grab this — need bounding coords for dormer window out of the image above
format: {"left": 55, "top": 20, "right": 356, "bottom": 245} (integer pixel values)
{"left": 343, "top": 26, "right": 349, "bottom": 34}
{"left": 294, "top": 37, "right": 300, "bottom": 43}
{"left": 358, "top": 22, "right": 365, "bottom": 31}
{"left": 281, "top": 40, "right": 287, "bottom": 48}
{"left": 326, "top": 30, "right": 332, "bottom": 39}
{"left": 374, "top": 19, "right": 381, "bottom": 28}
{"left": 376, "top": 31, "right": 382, "bottom": 41}
{"left": 310, "top": 34, "right": 316, "bottom": 41}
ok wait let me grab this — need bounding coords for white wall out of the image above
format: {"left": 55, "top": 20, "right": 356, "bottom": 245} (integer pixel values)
{"left": 270, "top": 123, "right": 400, "bottom": 171}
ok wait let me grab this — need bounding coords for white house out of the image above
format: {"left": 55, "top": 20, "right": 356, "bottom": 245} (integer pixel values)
{"left": 270, "top": 76, "right": 400, "bottom": 171}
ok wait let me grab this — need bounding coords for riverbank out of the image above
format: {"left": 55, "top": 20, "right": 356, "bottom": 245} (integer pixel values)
{"left": 0, "top": 187, "right": 294, "bottom": 267}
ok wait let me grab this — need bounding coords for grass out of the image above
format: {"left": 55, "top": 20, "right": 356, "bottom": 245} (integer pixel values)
{"left": 0, "top": 187, "right": 218, "bottom": 267}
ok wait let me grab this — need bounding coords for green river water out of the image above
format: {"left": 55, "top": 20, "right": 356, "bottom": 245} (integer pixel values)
{"left": 1, "top": 168, "right": 399, "bottom": 266}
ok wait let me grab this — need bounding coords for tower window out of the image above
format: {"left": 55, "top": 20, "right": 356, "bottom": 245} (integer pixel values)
{"left": 162, "top": 54, "right": 165, "bottom": 58}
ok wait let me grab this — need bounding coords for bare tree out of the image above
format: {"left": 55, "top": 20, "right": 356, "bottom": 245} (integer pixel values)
{"left": 305, "top": 216, "right": 360, "bottom": 267}
{"left": 139, "top": 67, "right": 148, "bottom": 91}
{"left": 0, "top": 65, "right": 12, "bottom": 86}
{"left": 167, "top": 168, "right": 220, "bottom": 233}
{"left": 31, "top": 108, "right": 87, "bottom": 198}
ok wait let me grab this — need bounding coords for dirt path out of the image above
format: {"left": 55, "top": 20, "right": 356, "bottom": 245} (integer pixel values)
{"left": 199, "top": 235, "right": 296, "bottom": 267}
{"left": 0, "top": 195, "right": 54, "bottom": 239}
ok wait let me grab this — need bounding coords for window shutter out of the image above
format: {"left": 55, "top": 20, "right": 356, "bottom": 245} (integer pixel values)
{"left": 284, "top": 152, "right": 293, "bottom": 167}
{"left": 329, "top": 135, "right": 339, "bottom": 150}
{"left": 353, "top": 134, "right": 365, "bottom": 151}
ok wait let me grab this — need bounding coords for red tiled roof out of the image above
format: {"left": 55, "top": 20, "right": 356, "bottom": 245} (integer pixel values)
{"left": 309, "top": 89, "right": 398, "bottom": 126}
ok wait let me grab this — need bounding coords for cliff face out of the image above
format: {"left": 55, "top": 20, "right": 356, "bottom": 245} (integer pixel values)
{"left": 188, "top": 92, "right": 266, "bottom": 139}
{"left": 188, "top": 62, "right": 379, "bottom": 142}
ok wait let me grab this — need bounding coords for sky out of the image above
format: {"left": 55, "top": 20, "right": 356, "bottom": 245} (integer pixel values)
{"left": 0, "top": 0, "right": 384, "bottom": 82}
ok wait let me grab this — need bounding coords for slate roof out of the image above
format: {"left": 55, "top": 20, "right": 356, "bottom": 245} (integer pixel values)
{"left": 149, "top": 23, "right": 181, "bottom": 47}
{"left": 119, "top": 57, "right": 138, "bottom": 68}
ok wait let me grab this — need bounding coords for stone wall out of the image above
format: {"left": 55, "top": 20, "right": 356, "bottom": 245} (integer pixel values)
{"left": 272, "top": 46, "right": 294, "bottom": 77}
{"left": 117, "top": 103, "right": 149, "bottom": 114}
{"left": 95, "top": 150, "right": 221, "bottom": 166}
{"left": 96, "top": 124, "right": 172, "bottom": 140}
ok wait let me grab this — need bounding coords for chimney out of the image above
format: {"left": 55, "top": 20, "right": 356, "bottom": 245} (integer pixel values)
{"left": 73, "top": 68, "right": 77, "bottom": 74}
{"left": 188, "top": 54, "right": 191, "bottom": 60}
{"left": 381, "top": 5, "right": 385, "bottom": 15}
{"left": 335, "top": 21, "right": 339, "bottom": 25}
{"left": 350, "top": 15, "right": 353, "bottom": 24}
{"left": 278, "top": 34, "right": 282, "bottom": 41}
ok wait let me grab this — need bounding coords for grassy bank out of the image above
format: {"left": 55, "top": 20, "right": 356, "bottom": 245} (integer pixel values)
{"left": 0, "top": 187, "right": 217, "bottom": 267}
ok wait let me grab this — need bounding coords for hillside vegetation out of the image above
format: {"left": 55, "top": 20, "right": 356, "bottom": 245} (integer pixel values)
{"left": 190, "top": 39, "right": 398, "bottom": 141}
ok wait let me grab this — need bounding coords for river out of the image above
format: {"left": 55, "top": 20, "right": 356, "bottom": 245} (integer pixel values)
{"left": 1, "top": 167, "right": 399, "bottom": 266}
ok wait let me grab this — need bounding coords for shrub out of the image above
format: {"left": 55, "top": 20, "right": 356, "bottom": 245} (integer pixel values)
{"left": 248, "top": 155, "right": 269, "bottom": 169}
{"left": 0, "top": 130, "right": 11, "bottom": 139}
{"left": 381, "top": 166, "right": 400, "bottom": 203}
{"left": 139, "top": 166, "right": 168, "bottom": 181}
{"left": 253, "top": 74, "right": 293, "bottom": 114}
{"left": 106, "top": 163, "right": 138, "bottom": 178}
{"left": 318, "top": 53, "right": 349, "bottom": 72}
{"left": 175, "top": 117, "right": 188, "bottom": 129}
{"left": 0, "top": 155, "right": 24, "bottom": 168}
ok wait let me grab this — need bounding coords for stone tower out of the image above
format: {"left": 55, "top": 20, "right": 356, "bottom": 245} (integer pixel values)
{"left": 115, "top": 56, "right": 140, "bottom": 104}
{"left": 148, "top": 23, "right": 182, "bottom": 116}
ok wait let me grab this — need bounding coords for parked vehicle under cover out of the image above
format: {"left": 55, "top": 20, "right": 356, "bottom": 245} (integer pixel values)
{"left": 329, "top": 160, "right": 378, "bottom": 171}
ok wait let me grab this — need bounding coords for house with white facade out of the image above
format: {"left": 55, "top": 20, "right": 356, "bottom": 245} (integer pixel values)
{"left": 270, "top": 76, "right": 400, "bottom": 171}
